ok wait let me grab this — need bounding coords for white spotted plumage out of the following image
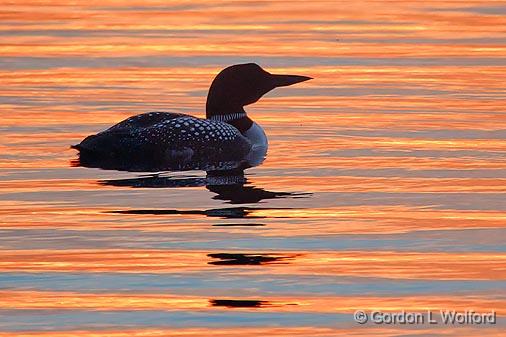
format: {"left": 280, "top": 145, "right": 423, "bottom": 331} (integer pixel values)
{"left": 139, "top": 116, "right": 243, "bottom": 148}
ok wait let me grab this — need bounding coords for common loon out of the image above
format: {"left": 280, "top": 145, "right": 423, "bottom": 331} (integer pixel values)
{"left": 72, "top": 63, "right": 311, "bottom": 168}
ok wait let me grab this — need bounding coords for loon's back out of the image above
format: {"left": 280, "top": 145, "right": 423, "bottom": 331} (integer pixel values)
{"left": 73, "top": 112, "right": 252, "bottom": 163}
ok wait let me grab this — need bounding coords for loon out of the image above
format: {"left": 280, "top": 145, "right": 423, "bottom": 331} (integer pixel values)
{"left": 72, "top": 63, "right": 311, "bottom": 167}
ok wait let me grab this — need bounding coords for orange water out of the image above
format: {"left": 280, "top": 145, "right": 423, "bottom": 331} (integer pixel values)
{"left": 0, "top": 1, "right": 505, "bottom": 336}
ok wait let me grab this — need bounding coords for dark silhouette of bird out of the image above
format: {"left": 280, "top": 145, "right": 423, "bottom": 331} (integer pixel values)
{"left": 71, "top": 63, "right": 311, "bottom": 170}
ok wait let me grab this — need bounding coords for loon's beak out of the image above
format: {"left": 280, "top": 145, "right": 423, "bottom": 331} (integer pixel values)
{"left": 271, "top": 74, "right": 312, "bottom": 88}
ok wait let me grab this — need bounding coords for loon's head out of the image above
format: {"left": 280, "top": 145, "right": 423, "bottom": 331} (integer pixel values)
{"left": 206, "top": 63, "right": 311, "bottom": 122}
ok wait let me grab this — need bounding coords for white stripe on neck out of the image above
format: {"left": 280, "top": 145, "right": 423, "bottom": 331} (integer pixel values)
{"left": 208, "top": 112, "right": 247, "bottom": 122}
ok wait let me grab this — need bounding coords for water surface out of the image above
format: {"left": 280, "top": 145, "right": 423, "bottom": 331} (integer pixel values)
{"left": 0, "top": 1, "right": 505, "bottom": 336}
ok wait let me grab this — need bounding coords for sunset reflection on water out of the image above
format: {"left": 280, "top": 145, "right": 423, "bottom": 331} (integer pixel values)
{"left": 0, "top": 0, "right": 505, "bottom": 336}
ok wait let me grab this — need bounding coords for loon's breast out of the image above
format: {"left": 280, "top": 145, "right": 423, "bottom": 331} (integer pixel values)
{"left": 74, "top": 112, "right": 252, "bottom": 162}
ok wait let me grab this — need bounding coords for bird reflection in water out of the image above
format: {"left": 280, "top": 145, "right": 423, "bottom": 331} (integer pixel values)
{"left": 207, "top": 253, "right": 294, "bottom": 265}
{"left": 83, "top": 140, "right": 310, "bottom": 207}
{"left": 99, "top": 169, "right": 310, "bottom": 205}
{"left": 209, "top": 299, "right": 270, "bottom": 308}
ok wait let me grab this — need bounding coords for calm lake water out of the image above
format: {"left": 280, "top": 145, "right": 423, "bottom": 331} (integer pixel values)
{"left": 1, "top": 1, "right": 505, "bottom": 336}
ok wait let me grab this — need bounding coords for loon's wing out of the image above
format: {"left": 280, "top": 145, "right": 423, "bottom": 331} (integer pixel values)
{"left": 73, "top": 115, "right": 251, "bottom": 164}
{"left": 73, "top": 112, "right": 189, "bottom": 156}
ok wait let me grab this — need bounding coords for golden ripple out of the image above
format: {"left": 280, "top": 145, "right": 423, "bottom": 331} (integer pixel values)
{"left": 0, "top": 289, "right": 504, "bottom": 315}
{"left": 0, "top": 249, "right": 504, "bottom": 281}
